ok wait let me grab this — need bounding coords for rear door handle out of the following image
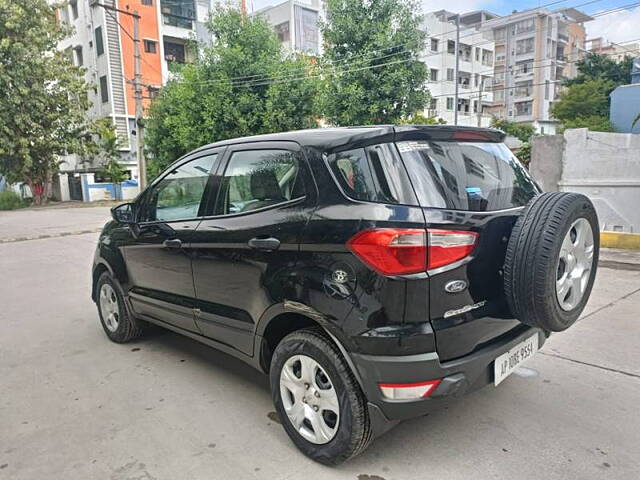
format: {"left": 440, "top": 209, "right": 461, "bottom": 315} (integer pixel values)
{"left": 163, "top": 238, "right": 182, "bottom": 249}
{"left": 248, "top": 237, "right": 281, "bottom": 252}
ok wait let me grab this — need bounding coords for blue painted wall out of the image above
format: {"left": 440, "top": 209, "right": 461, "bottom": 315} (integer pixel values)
{"left": 610, "top": 84, "right": 640, "bottom": 134}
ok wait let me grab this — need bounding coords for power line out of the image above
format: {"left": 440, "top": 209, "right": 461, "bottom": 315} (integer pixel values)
{"left": 184, "top": 0, "right": 630, "bottom": 89}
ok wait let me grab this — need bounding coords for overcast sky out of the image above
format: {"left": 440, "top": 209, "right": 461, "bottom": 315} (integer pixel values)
{"left": 244, "top": 0, "right": 640, "bottom": 46}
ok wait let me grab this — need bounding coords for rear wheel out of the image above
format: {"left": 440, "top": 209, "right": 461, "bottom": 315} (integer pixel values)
{"left": 504, "top": 192, "right": 599, "bottom": 332}
{"left": 96, "top": 272, "right": 144, "bottom": 343}
{"left": 270, "top": 328, "right": 372, "bottom": 465}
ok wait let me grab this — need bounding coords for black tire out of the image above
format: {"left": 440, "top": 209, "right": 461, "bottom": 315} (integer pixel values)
{"left": 504, "top": 192, "right": 599, "bottom": 332}
{"left": 270, "top": 328, "right": 372, "bottom": 465}
{"left": 96, "top": 272, "right": 144, "bottom": 343}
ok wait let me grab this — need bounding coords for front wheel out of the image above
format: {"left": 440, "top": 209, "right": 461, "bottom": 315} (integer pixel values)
{"left": 270, "top": 328, "right": 372, "bottom": 465}
{"left": 96, "top": 272, "right": 144, "bottom": 343}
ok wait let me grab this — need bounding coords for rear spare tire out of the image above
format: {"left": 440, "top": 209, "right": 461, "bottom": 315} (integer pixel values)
{"left": 504, "top": 192, "right": 599, "bottom": 332}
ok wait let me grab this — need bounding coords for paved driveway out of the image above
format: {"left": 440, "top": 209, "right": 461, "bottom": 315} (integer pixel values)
{"left": 1, "top": 207, "right": 639, "bottom": 479}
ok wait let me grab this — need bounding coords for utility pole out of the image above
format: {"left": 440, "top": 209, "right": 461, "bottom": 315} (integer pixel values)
{"left": 240, "top": 0, "right": 247, "bottom": 17}
{"left": 132, "top": 9, "right": 146, "bottom": 190}
{"left": 477, "top": 76, "right": 485, "bottom": 127}
{"left": 96, "top": 3, "right": 146, "bottom": 189}
{"left": 452, "top": 14, "right": 460, "bottom": 126}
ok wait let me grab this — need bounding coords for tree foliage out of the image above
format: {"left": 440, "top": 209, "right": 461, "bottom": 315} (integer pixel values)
{"left": 320, "top": 0, "right": 429, "bottom": 126}
{"left": 553, "top": 53, "right": 632, "bottom": 133}
{"left": 145, "top": 7, "right": 322, "bottom": 176}
{"left": 0, "top": 0, "right": 93, "bottom": 204}
{"left": 96, "top": 119, "right": 127, "bottom": 200}
{"left": 490, "top": 118, "right": 535, "bottom": 143}
{"left": 565, "top": 52, "right": 633, "bottom": 87}
{"left": 551, "top": 79, "right": 615, "bottom": 132}
{"left": 398, "top": 113, "right": 446, "bottom": 125}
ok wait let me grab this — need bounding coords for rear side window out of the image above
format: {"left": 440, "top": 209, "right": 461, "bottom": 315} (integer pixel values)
{"left": 328, "top": 143, "right": 415, "bottom": 205}
{"left": 397, "top": 141, "right": 539, "bottom": 211}
{"left": 215, "top": 149, "right": 305, "bottom": 215}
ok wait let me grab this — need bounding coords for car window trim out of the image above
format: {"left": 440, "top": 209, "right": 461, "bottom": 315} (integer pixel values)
{"left": 136, "top": 147, "right": 226, "bottom": 225}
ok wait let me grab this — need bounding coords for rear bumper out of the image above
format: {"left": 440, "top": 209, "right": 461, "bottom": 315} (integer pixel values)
{"left": 350, "top": 325, "right": 547, "bottom": 425}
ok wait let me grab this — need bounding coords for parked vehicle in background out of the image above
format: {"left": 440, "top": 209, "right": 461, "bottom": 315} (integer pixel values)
{"left": 92, "top": 126, "right": 599, "bottom": 464}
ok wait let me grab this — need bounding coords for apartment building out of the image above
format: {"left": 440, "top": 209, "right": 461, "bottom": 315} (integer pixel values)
{"left": 253, "top": 0, "right": 322, "bottom": 54}
{"left": 587, "top": 37, "right": 640, "bottom": 62}
{"left": 421, "top": 10, "right": 497, "bottom": 127}
{"left": 481, "top": 7, "right": 592, "bottom": 134}
{"left": 53, "top": 0, "right": 211, "bottom": 201}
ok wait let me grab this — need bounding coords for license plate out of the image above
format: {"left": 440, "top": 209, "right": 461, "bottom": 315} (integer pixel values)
{"left": 494, "top": 334, "right": 539, "bottom": 386}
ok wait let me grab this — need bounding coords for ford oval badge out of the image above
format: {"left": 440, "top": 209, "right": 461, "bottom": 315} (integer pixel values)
{"left": 445, "top": 280, "right": 467, "bottom": 293}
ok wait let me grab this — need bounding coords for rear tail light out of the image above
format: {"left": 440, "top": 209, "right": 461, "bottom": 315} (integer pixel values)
{"left": 379, "top": 379, "right": 442, "bottom": 400}
{"left": 347, "top": 228, "right": 427, "bottom": 275}
{"left": 427, "top": 229, "right": 478, "bottom": 270}
{"left": 347, "top": 228, "right": 478, "bottom": 275}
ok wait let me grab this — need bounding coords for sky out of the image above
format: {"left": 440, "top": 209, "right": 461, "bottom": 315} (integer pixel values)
{"left": 246, "top": 0, "right": 640, "bottom": 46}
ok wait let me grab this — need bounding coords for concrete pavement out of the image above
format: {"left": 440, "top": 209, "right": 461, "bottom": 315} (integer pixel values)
{"left": 1, "top": 207, "right": 639, "bottom": 479}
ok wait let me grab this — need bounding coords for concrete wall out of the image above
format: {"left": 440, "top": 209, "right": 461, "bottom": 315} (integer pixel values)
{"left": 530, "top": 128, "right": 640, "bottom": 233}
{"left": 530, "top": 134, "right": 565, "bottom": 192}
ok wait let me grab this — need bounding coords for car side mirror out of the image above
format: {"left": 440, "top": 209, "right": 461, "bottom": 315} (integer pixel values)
{"left": 111, "top": 203, "right": 135, "bottom": 224}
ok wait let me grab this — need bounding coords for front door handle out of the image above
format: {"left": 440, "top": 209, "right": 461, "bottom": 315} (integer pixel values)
{"left": 163, "top": 238, "right": 182, "bottom": 249}
{"left": 248, "top": 237, "right": 280, "bottom": 252}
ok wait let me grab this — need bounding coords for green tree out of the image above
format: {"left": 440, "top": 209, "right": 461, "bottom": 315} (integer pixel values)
{"left": 0, "top": 0, "right": 93, "bottom": 204}
{"left": 95, "top": 119, "right": 127, "bottom": 200}
{"left": 551, "top": 79, "right": 615, "bottom": 132}
{"left": 490, "top": 117, "right": 535, "bottom": 143}
{"left": 565, "top": 52, "right": 633, "bottom": 87}
{"left": 398, "top": 113, "right": 447, "bottom": 125}
{"left": 320, "top": 0, "right": 429, "bottom": 126}
{"left": 145, "top": 7, "right": 321, "bottom": 176}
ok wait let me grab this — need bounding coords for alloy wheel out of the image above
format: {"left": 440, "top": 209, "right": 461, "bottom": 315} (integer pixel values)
{"left": 556, "top": 218, "right": 595, "bottom": 311}
{"left": 279, "top": 354, "right": 340, "bottom": 444}
{"left": 99, "top": 283, "right": 120, "bottom": 332}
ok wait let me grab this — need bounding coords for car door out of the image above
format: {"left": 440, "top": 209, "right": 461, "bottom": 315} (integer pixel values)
{"left": 190, "top": 142, "right": 317, "bottom": 356}
{"left": 124, "top": 150, "right": 223, "bottom": 332}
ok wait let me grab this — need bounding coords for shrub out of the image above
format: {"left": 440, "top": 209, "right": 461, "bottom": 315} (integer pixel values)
{"left": 0, "top": 190, "right": 29, "bottom": 210}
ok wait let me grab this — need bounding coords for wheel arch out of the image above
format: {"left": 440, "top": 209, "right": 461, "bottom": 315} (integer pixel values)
{"left": 256, "top": 303, "right": 365, "bottom": 391}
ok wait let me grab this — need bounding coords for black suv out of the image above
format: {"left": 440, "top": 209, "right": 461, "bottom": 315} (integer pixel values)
{"left": 92, "top": 125, "right": 599, "bottom": 464}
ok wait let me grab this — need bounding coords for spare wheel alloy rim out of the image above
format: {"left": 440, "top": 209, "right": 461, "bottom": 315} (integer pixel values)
{"left": 556, "top": 217, "right": 594, "bottom": 311}
{"left": 279, "top": 354, "right": 340, "bottom": 444}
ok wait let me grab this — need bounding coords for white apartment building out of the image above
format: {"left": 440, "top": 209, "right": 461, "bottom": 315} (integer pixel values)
{"left": 421, "top": 10, "right": 497, "bottom": 127}
{"left": 482, "top": 7, "right": 592, "bottom": 134}
{"left": 253, "top": 0, "right": 322, "bottom": 54}
{"left": 53, "top": 0, "right": 211, "bottom": 201}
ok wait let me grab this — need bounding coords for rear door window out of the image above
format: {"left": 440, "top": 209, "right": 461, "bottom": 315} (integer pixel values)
{"left": 397, "top": 141, "right": 539, "bottom": 211}
{"left": 328, "top": 143, "right": 416, "bottom": 205}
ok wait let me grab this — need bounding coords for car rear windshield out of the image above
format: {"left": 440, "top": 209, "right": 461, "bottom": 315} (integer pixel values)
{"left": 396, "top": 140, "right": 540, "bottom": 211}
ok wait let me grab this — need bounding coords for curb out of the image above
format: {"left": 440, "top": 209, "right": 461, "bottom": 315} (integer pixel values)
{"left": 600, "top": 232, "right": 640, "bottom": 251}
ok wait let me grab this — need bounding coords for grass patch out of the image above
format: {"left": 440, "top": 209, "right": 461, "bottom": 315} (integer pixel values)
{"left": 0, "top": 191, "right": 30, "bottom": 210}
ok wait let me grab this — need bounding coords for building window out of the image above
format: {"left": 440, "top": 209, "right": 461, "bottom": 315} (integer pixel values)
{"left": 446, "top": 97, "right": 454, "bottom": 110}
{"left": 516, "top": 37, "right": 535, "bottom": 55}
{"left": 142, "top": 0, "right": 153, "bottom": 5}
{"left": 494, "top": 27, "right": 506, "bottom": 41}
{"left": 74, "top": 46, "right": 83, "bottom": 66}
{"left": 275, "top": 21, "right": 290, "bottom": 42}
{"left": 515, "top": 101, "right": 532, "bottom": 116}
{"left": 164, "top": 40, "right": 186, "bottom": 64}
{"left": 148, "top": 86, "right": 160, "bottom": 99}
{"left": 475, "top": 47, "right": 480, "bottom": 61}
{"left": 474, "top": 73, "right": 479, "bottom": 87}
{"left": 162, "top": 0, "right": 195, "bottom": 29}
{"left": 515, "top": 18, "right": 535, "bottom": 34}
{"left": 95, "top": 26, "right": 104, "bottom": 56}
{"left": 473, "top": 100, "right": 478, "bottom": 113}
{"left": 545, "top": 80, "right": 550, "bottom": 100}
{"left": 429, "top": 69, "right": 438, "bottom": 81}
{"left": 516, "top": 60, "right": 533, "bottom": 74}
{"left": 429, "top": 98, "right": 437, "bottom": 110}
{"left": 99, "top": 76, "right": 109, "bottom": 104}
{"left": 447, "top": 40, "right": 456, "bottom": 55}
{"left": 430, "top": 38, "right": 439, "bottom": 52}
{"left": 144, "top": 40, "right": 157, "bottom": 54}
{"left": 446, "top": 68, "right": 454, "bottom": 82}
{"left": 69, "top": 0, "right": 78, "bottom": 20}
{"left": 481, "top": 49, "right": 493, "bottom": 66}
